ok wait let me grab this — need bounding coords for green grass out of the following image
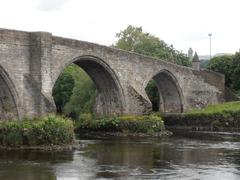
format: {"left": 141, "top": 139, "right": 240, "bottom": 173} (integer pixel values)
{"left": 187, "top": 101, "right": 240, "bottom": 115}
{"left": 163, "top": 101, "right": 240, "bottom": 130}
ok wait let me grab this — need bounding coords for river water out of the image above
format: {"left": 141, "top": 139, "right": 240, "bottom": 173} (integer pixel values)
{"left": 0, "top": 131, "right": 240, "bottom": 180}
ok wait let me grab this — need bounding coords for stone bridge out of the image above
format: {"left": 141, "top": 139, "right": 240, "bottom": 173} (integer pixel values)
{"left": 0, "top": 28, "right": 226, "bottom": 120}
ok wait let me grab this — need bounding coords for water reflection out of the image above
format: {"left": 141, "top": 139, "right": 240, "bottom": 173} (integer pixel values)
{"left": 0, "top": 132, "right": 239, "bottom": 180}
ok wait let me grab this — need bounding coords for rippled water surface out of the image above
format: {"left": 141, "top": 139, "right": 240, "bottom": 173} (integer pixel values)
{"left": 0, "top": 132, "right": 240, "bottom": 180}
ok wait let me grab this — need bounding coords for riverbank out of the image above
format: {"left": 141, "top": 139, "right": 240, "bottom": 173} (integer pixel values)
{"left": 2, "top": 101, "right": 238, "bottom": 149}
{"left": 0, "top": 113, "right": 171, "bottom": 150}
{"left": 164, "top": 101, "right": 240, "bottom": 132}
{"left": 0, "top": 115, "right": 74, "bottom": 148}
{"left": 75, "top": 114, "right": 169, "bottom": 136}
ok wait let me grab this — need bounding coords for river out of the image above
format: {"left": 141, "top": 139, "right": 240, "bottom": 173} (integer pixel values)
{"left": 0, "top": 131, "right": 239, "bottom": 180}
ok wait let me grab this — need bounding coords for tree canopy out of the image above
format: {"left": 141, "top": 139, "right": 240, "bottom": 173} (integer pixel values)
{"left": 207, "top": 53, "right": 240, "bottom": 95}
{"left": 113, "top": 25, "right": 191, "bottom": 67}
{"left": 53, "top": 64, "right": 96, "bottom": 119}
{"left": 206, "top": 55, "right": 234, "bottom": 87}
{"left": 63, "top": 64, "right": 96, "bottom": 119}
{"left": 52, "top": 71, "right": 74, "bottom": 114}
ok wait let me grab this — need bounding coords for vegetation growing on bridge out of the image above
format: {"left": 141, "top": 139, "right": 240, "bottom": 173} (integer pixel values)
{"left": 0, "top": 115, "right": 74, "bottom": 147}
{"left": 75, "top": 114, "right": 165, "bottom": 134}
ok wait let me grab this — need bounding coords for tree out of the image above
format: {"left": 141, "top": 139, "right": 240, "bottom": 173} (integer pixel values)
{"left": 63, "top": 64, "right": 96, "bottom": 119}
{"left": 114, "top": 25, "right": 191, "bottom": 66}
{"left": 206, "top": 53, "right": 240, "bottom": 95}
{"left": 52, "top": 72, "right": 74, "bottom": 114}
{"left": 206, "top": 55, "right": 234, "bottom": 87}
{"left": 52, "top": 64, "right": 96, "bottom": 118}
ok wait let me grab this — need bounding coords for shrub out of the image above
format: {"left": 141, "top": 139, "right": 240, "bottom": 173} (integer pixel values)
{"left": 0, "top": 122, "right": 22, "bottom": 146}
{"left": 0, "top": 115, "right": 74, "bottom": 147}
{"left": 76, "top": 114, "right": 164, "bottom": 134}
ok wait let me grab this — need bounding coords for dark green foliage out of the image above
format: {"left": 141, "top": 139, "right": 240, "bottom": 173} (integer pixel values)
{"left": 53, "top": 72, "right": 74, "bottom": 113}
{"left": 0, "top": 115, "right": 74, "bottom": 147}
{"left": 63, "top": 64, "right": 96, "bottom": 119}
{"left": 76, "top": 114, "right": 164, "bottom": 134}
{"left": 207, "top": 53, "right": 240, "bottom": 94}
{"left": 145, "top": 80, "right": 159, "bottom": 111}
{"left": 0, "top": 122, "right": 22, "bottom": 146}
{"left": 114, "top": 25, "right": 191, "bottom": 67}
{"left": 206, "top": 55, "right": 234, "bottom": 87}
{"left": 53, "top": 64, "right": 96, "bottom": 119}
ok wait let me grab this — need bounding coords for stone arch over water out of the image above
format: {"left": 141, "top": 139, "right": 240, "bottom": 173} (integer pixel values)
{"left": 147, "top": 69, "right": 183, "bottom": 113}
{"left": 52, "top": 55, "right": 125, "bottom": 116}
{"left": 0, "top": 65, "right": 20, "bottom": 120}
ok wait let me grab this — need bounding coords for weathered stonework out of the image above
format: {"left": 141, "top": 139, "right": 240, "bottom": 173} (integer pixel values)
{"left": 0, "top": 28, "right": 226, "bottom": 120}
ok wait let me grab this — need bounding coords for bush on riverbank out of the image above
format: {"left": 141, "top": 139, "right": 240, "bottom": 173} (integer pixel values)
{"left": 0, "top": 115, "right": 74, "bottom": 147}
{"left": 163, "top": 101, "right": 240, "bottom": 130}
{"left": 76, "top": 114, "right": 164, "bottom": 134}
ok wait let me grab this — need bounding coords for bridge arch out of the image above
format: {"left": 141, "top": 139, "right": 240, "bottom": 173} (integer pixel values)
{"left": 0, "top": 65, "right": 20, "bottom": 120}
{"left": 146, "top": 69, "right": 183, "bottom": 113}
{"left": 53, "top": 55, "right": 125, "bottom": 116}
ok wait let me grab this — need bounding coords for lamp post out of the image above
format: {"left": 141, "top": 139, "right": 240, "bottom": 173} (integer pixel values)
{"left": 208, "top": 33, "right": 212, "bottom": 59}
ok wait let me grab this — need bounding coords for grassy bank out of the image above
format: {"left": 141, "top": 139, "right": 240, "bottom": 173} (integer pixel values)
{"left": 0, "top": 115, "right": 74, "bottom": 147}
{"left": 75, "top": 114, "right": 165, "bottom": 135}
{"left": 187, "top": 101, "right": 240, "bottom": 116}
{"left": 164, "top": 101, "right": 240, "bottom": 131}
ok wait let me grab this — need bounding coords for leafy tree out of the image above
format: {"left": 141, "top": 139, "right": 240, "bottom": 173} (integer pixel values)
{"left": 207, "top": 53, "right": 240, "bottom": 95}
{"left": 114, "top": 25, "right": 191, "bottom": 66}
{"left": 52, "top": 72, "right": 74, "bottom": 114}
{"left": 63, "top": 64, "right": 96, "bottom": 119}
{"left": 206, "top": 55, "right": 234, "bottom": 87}
{"left": 52, "top": 64, "right": 96, "bottom": 119}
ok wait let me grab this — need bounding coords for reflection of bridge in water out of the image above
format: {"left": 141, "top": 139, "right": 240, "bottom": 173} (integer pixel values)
{"left": 0, "top": 28, "right": 225, "bottom": 120}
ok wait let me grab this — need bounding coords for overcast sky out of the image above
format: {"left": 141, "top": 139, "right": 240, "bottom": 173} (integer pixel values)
{"left": 0, "top": 0, "right": 240, "bottom": 55}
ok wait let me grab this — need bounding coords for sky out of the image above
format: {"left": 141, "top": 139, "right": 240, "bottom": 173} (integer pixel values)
{"left": 0, "top": 0, "right": 240, "bottom": 55}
